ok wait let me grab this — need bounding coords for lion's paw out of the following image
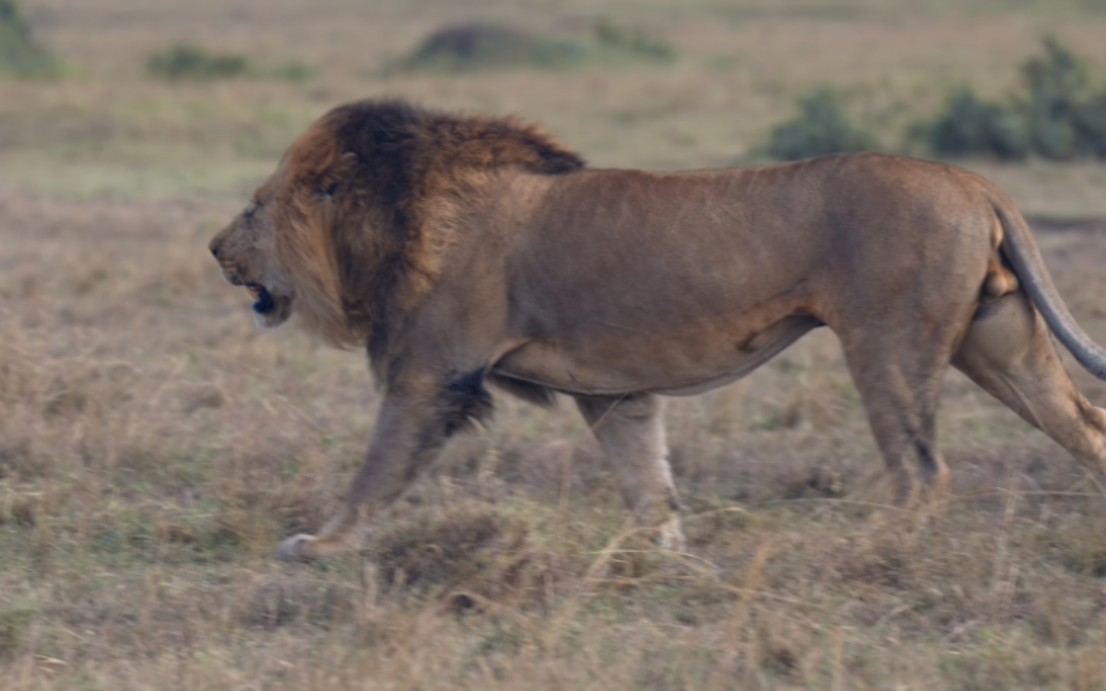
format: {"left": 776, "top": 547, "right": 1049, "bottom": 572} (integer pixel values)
{"left": 277, "top": 533, "right": 319, "bottom": 561}
{"left": 657, "top": 517, "right": 687, "bottom": 553}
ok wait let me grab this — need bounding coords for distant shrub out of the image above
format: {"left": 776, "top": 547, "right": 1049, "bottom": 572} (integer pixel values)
{"left": 147, "top": 43, "right": 251, "bottom": 80}
{"left": 926, "top": 89, "right": 1031, "bottom": 161}
{"left": 764, "top": 88, "right": 878, "bottom": 161}
{"left": 0, "top": 0, "right": 60, "bottom": 78}
{"left": 397, "top": 23, "right": 581, "bottom": 74}
{"left": 1074, "top": 91, "right": 1106, "bottom": 158}
{"left": 1019, "top": 37, "right": 1088, "bottom": 159}
{"left": 925, "top": 37, "right": 1106, "bottom": 161}
{"left": 394, "top": 20, "right": 674, "bottom": 75}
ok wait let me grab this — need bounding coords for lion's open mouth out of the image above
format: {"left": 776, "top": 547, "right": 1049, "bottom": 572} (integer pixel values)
{"left": 247, "top": 283, "right": 275, "bottom": 314}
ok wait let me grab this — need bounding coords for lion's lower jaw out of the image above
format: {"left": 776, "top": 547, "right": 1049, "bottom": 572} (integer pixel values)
{"left": 252, "top": 309, "right": 291, "bottom": 330}
{"left": 253, "top": 314, "right": 280, "bottom": 330}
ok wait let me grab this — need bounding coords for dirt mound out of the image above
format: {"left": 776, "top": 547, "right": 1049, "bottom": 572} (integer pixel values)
{"left": 396, "top": 20, "right": 673, "bottom": 74}
{"left": 398, "top": 23, "right": 580, "bottom": 73}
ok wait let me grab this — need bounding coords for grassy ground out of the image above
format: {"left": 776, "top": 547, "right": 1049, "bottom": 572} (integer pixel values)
{"left": 3, "top": 0, "right": 1106, "bottom": 688}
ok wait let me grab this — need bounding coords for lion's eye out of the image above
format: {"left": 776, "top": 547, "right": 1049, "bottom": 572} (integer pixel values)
{"left": 322, "top": 183, "right": 338, "bottom": 199}
{"left": 244, "top": 202, "right": 258, "bottom": 221}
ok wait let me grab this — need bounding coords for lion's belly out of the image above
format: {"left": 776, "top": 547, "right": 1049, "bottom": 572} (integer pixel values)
{"left": 492, "top": 315, "right": 821, "bottom": 396}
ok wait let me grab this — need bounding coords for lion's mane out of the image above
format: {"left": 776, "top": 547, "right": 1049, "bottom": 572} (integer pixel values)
{"left": 271, "top": 100, "right": 586, "bottom": 349}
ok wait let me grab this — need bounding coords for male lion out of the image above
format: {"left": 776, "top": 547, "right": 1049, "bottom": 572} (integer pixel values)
{"left": 209, "top": 99, "right": 1106, "bottom": 560}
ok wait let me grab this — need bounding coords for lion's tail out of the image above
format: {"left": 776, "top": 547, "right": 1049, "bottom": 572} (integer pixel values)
{"left": 991, "top": 193, "right": 1106, "bottom": 380}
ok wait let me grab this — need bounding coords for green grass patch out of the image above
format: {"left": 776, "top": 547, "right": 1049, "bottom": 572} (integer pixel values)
{"left": 147, "top": 43, "right": 252, "bottom": 81}
{"left": 0, "top": 602, "right": 36, "bottom": 658}
{"left": 146, "top": 43, "right": 315, "bottom": 83}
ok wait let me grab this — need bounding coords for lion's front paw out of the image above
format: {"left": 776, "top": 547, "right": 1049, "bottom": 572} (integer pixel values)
{"left": 277, "top": 533, "right": 319, "bottom": 561}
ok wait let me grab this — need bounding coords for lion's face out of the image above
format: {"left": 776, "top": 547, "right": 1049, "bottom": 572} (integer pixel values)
{"left": 209, "top": 192, "right": 296, "bottom": 329}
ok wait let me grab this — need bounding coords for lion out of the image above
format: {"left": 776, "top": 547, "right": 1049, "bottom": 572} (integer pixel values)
{"left": 209, "top": 98, "right": 1106, "bottom": 560}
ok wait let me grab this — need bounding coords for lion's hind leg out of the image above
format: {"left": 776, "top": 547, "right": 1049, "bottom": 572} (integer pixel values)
{"left": 953, "top": 292, "right": 1106, "bottom": 491}
{"left": 839, "top": 330, "right": 958, "bottom": 504}
{"left": 574, "top": 393, "right": 685, "bottom": 551}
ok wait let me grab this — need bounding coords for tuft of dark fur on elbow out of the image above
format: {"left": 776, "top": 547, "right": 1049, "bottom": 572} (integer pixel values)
{"left": 440, "top": 369, "right": 495, "bottom": 437}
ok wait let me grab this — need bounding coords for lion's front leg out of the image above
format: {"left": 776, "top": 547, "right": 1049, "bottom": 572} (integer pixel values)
{"left": 277, "top": 381, "right": 467, "bottom": 561}
{"left": 574, "top": 393, "right": 685, "bottom": 551}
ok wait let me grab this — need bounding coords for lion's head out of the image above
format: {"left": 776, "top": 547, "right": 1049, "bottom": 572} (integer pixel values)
{"left": 209, "top": 98, "right": 584, "bottom": 347}
{"left": 208, "top": 112, "right": 363, "bottom": 344}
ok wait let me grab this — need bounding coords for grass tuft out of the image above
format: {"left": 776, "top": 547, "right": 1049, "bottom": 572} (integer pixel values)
{"left": 147, "top": 43, "right": 252, "bottom": 81}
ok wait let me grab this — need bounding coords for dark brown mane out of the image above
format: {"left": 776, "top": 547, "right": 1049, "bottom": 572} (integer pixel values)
{"left": 322, "top": 100, "right": 585, "bottom": 232}
{"left": 328, "top": 98, "right": 585, "bottom": 175}
{"left": 275, "top": 99, "right": 585, "bottom": 355}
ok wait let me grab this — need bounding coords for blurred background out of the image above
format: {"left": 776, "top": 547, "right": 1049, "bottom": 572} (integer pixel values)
{"left": 4, "top": 1, "right": 1106, "bottom": 688}
{"left": 6, "top": 0, "right": 1106, "bottom": 213}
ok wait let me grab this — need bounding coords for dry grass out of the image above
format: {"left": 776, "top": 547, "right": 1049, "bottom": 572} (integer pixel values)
{"left": 4, "top": 0, "right": 1106, "bottom": 688}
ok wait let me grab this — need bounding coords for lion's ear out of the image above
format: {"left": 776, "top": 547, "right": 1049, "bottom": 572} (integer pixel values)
{"left": 318, "top": 152, "right": 358, "bottom": 200}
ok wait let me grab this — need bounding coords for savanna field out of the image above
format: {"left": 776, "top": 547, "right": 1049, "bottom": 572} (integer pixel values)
{"left": 4, "top": 0, "right": 1106, "bottom": 688}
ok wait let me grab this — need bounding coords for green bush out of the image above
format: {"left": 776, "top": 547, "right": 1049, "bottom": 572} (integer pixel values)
{"left": 0, "top": 0, "right": 60, "bottom": 78}
{"left": 1074, "top": 91, "right": 1106, "bottom": 158}
{"left": 926, "top": 89, "right": 1031, "bottom": 160}
{"left": 1019, "top": 37, "right": 1087, "bottom": 158}
{"left": 764, "top": 88, "right": 877, "bottom": 161}
{"left": 147, "top": 43, "right": 251, "bottom": 80}
{"left": 925, "top": 37, "right": 1106, "bottom": 161}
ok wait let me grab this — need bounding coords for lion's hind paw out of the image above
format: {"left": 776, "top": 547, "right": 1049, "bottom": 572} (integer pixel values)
{"left": 276, "top": 533, "right": 319, "bottom": 561}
